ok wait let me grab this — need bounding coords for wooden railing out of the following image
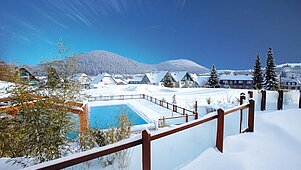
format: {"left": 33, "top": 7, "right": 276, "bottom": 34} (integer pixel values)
{"left": 25, "top": 99, "right": 254, "bottom": 170}
{"left": 0, "top": 96, "right": 88, "bottom": 132}
{"left": 256, "top": 89, "right": 301, "bottom": 111}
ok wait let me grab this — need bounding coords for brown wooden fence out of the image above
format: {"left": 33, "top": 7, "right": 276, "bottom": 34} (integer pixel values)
{"left": 243, "top": 89, "right": 301, "bottom": 111}
{"left": 25, "top": 99, "right": 254, "bottom": 170}
{"left": 0, "top": 95, "right": 88, "bottom": 132}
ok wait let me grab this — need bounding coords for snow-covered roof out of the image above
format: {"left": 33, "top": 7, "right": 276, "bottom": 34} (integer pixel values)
{"left": 145, "top": 71, "right": 168, "bottom": 84}
{"left": 74, "top": 73, "right": 88, "bottom": 80}
{"left": 170, "top": 71, "right": 188, "bottom": 82}
{"left": 90, "top": 72, "right": 113, "bottom": 84}
{"left": 193, "top": 76, "right": 209, "bottom": 86}
{"left": 129, "top": 76, "right": 144, "bottom": 82}
{"left": 281, "top": 78, "right": 301, "bottom": 84}
{"left": 220, "top": 75, "right": 252, "bottom": 81}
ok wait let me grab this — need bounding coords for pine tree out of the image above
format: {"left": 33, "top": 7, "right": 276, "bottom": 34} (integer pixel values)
{"left": 207, "top": 64, "right": 220, "bottom": 88}
{"left": 264, "top": 47, "right": 278, "bottom": 90}
{"left": 252, "top": 54, "right": 263, "bottom": 89}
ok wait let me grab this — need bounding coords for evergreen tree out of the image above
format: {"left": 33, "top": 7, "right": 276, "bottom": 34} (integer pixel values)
{"left": 264, "top": 47, "right": 278, "bottom": 90}
{"left": 252, "top": 54, "right": 263, "bottom": 89}
{"left": 207, "top": 64, "right": 220, "bottom": 88}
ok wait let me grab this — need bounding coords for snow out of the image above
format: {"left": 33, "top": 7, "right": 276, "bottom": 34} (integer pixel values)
{"left": 128, "top": 76, "right": 143, "bottom": 82}
{"left": 145, "top": 71, "right": 168, "bottom": 84}
{"left": 276, "top": 63, "right": 301, "bottom": 68}
{"left": 220, "top": 74, "right": 253, "bottom": 81}
{"left": 1, "top": 83, "right": 300, "bottom": 169}
{"left": 0, "top": 81, "right": 13, "bottom": 98}
{"left": 90, "top": 72, "right": 116, "bottom": 86}
{"left": 170, "top": 71, "right": 188, "bottom": 82}
{"left": 181, "top": 108, "right": 301, "bottom": 170}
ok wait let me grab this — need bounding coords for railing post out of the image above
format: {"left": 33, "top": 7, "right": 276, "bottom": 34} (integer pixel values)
{"left": 194, "top": 111, "right": 198, "bottom": 120}
{"left": 167, "top": 102, "right": 169, "bottom": 109}
{"left": 185, "top": 114, "right": 188, "bottom": 123}
{"left": 277, "top": 89, "right": 283, "bottom": 110}
{"left": 195, "top": 101, "right": 198, "bottom": 120}
{"left": 239, "top": 93, "right": 246, "bottom": 133}
{"left": 183, "top": 108, "right": 186, "bottom": 115}
{"left": 80, "top": 104, "right": 88, "bottom": 132}
{"left": 216, "top": 109, "right": 224, "bottom": 153}
{"left": 299, "top": 90, "right": 301, "bottom": 109}
{"left": 261, "top": 90, "right": 266, "bottom": 111}
{"left": 11, "top": 108, "right": 18, "bottom": 117}
{"left": 248, "top": 91, "right": 253, "bottom": 98}
{"left": 248, "top": 99, "right": 255, "bottom": 132}
{"left": 173, "top": 105, "right": 177, "bottom": 113}
{"left": 142, "top": 129, "right": 151, "bottom": 170}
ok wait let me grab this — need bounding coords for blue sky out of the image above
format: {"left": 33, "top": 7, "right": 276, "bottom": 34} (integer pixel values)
{"left": 0, "top": 0, "right": 300, "bottom": 69}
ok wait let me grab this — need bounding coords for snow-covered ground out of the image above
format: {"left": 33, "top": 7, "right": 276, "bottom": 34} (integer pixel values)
{"left": 1, "top": 84, "right": 300, "bottom": 169}
{"left": 182, "top": 108, "right": 301, "bottom": 170}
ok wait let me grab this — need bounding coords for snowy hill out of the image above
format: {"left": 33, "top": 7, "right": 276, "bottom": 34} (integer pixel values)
{"left": 276, "top": 63, "right": 301, "bottom": 68}
{"left": 156, "top": 59, "right": 209, "bottom": 73}
{"left": 26, "top": 50, "right": 209, "bottom": 76}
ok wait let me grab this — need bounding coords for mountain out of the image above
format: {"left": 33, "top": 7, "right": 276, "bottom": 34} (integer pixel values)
{"left": 156, "top": 59, "right": 209, "bottom": 73}
{"left": 25, "top": 50, "right": 209, "bottom": 76}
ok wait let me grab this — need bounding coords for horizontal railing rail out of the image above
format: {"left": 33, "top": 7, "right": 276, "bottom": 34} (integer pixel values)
{"left": 24, "top": 136, "right": 143, "bottom": 170}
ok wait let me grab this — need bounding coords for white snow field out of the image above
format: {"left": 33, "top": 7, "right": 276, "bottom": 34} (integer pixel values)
{"left": 182, "top": 108, "right": 301, "bottom": 170}
{"left": 1, "top": 84, "right": 300, "bottom": 169}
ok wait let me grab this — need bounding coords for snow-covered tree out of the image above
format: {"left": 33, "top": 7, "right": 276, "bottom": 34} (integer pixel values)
{"left": 252, "top": 54, "right": 263, "bottom": 89}
{"left": 207, "top": 64, "right": 220, "bottom": 88}
{"left": 264, "top": 47, "right": 278, "bottom": 90}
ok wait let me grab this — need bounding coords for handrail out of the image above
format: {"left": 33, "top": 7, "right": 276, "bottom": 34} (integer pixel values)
{"left": 152, "top": 115, "right": 218, "bottom": 141}
{"left": 24, "top": 136, "right": 143, "bottom": 170}
{"left": 224, "top": 103, "right": 249, "bottom": 115}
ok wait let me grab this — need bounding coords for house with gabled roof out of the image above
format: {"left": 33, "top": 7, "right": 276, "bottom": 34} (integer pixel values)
{"left": 141, "top": 71, "right": 170, "bottom": 86}
{"left": 74, "top": 73, "right": 91, "bottom": 89}
{"left": 16, "top": 67, "right": 39, "bottom": 86}
{"left": 170, "top": 71, "right": 194, "bottom": 88}
{"left": 90, "top": 72, "right": 117, "bottom": 88}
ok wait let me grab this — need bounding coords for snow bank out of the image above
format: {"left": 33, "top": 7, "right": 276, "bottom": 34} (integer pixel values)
{"left": 182, "top": 108, "right": 301, "bottom": 170}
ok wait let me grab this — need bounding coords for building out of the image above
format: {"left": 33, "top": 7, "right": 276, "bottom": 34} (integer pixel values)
{"left": 128, "top": 76, "right": 144, "bottom": 84}
{"left": 16, "top": 68, "right": 39, "bottom": 86}
{"left": 192, "top": 75, "right": 210, "bottom": 87}
{"left": 219, "top": 74, "right": 253, "bottom": 89}
{"left": 74, "top": 73, "right": 91, "bottom": 89}
{"left": 170, "top": 71, "right": 194, "bottom": 88}
{"left": 141, "top": 71, "right": 169, "bottom": 86}
{"left": 90, "top": 72, "right": 117, "bottom": 88}
{"left": 279, "top": 66, "right": 301, "bottom": 90}
{"left": 138, "top": 71, "right": 196, "bottom": 88}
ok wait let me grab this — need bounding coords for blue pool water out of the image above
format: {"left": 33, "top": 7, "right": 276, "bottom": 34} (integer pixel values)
{"left": 89, "top": 104, "right": 148, "bottom": 129}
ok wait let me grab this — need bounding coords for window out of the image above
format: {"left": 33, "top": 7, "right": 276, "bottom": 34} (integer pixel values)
{"left": 238, "top": 80, "right": 243, "bottom": 84}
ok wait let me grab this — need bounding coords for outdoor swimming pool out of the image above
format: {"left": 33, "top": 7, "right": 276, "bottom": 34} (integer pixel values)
{"left": 89, "top": 104, "right": 148, "bottom": 129}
